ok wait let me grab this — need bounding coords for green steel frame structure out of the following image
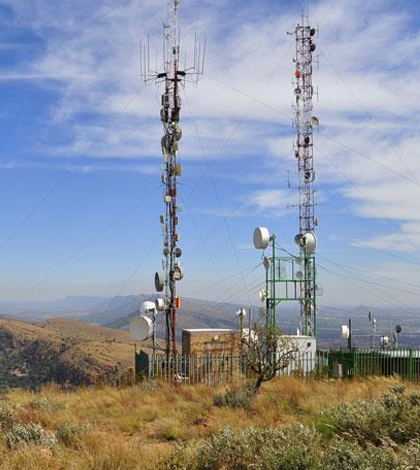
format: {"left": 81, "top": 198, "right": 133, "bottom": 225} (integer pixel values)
{"left": 264, "top": 234, "right": 317, "bottom": 336}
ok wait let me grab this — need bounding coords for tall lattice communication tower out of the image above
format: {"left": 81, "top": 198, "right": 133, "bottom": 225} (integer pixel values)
{"left": 141, "top": 0, "right": 204, "bottom": 358}
{"left": 293, "top": 18, "right": 318, "bottom": 336}
{"left": 253, "top": 17, "right": 319, "bottom": 338}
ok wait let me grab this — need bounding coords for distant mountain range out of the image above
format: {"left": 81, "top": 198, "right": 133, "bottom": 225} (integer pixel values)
{"left": 0, "top": 295, "right": 418, "bottom": 348}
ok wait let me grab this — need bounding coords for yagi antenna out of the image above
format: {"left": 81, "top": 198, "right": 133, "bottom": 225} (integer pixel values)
{"left": 140, "top": 12, "right": 205, "bottom": 85}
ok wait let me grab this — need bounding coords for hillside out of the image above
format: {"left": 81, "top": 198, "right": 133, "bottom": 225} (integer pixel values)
{"left": 0, "top": 377, "right": 419, "bottom": 469}
{"left": 0, "top": 295, "right": 418, "bottom": 348}
{"left": 0, "top": 317, "right": 138, "bottom": 390}
{"left": 105, "top": 297, "right": 239, "bottom": 341}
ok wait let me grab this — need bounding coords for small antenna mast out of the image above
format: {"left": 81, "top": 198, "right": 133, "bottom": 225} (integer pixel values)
{"left": 141, "top": 0, "right": 204, "bottom": 360}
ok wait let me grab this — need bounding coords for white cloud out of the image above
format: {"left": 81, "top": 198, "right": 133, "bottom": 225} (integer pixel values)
{"left": 2, "top": 0, "right": 420, "bottom": 289}
{"left": 246, "top": 188, "right": 296, "bottom": 217}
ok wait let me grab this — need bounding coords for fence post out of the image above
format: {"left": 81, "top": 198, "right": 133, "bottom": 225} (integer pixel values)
{"left": 409, "top": 349, "right": 414, "bottom": 381}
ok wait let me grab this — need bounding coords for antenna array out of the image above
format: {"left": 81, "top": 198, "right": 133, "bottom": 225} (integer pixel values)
{"left": 142, "top": 0, "right": 204, "bottom": 359}
{"left": 293, "top": 17, "right": 318, "bottom": 336}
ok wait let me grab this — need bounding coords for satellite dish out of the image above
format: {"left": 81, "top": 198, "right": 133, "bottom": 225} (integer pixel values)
{"left": 173, "top": 264, "right": 184, "bottom": 281}
{"left": 310, "top": 116, "right": 319, "bottom": 127}
{"left": 174, "top": 247, "right": 182, "bottom": 258}
{"left": 253, "top": 227, "right": 270, "bottom": 250}
{"left": 141, "top": 301, "right": 156, "bottom": 314}
{"left": 341, "top": 325, "right": 350, "bottom": 340}
{"left": 315, "top": 283, "right": 324, "bottom": 296}
{"left": 380, "top": 336, "right": 390, "bottom": 347}
{"left": 129, "top": 315, "right": 153, "bottom": 341}
{"left": 296, "top": 271, "right": 303, "bottom": 280}
{"left": 300, "top": 232, "right": 317, "bottom": 254}
{"left": 235, "top": 308, "right": 246, "bottom": 317}
{"left": 155, "top": 271, "right": 164, "bottom": 292}
{"left": 395, "top": 324, "right": 402, "bottom": 334}
{"left": 155, "top": 298, "right": 165, "bottom": 312}
{"left": 258, "top": 289, "right": 267, "bottom": 302}
{"left": 294, "top": 233, "right": 303, "bottom": 246}
{"left": 263, "top": 256, "right": 270, "bottom": 271}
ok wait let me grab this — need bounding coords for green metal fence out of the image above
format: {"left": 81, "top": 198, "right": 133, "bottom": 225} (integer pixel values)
{"left": 136, "top": 350, "right": 327, "bottom": 385}
{"left": 135, "top": 348, "right": 420, "bottom": 385}
{"left": 327, "top": 348, "right": 420, "bottom": 381}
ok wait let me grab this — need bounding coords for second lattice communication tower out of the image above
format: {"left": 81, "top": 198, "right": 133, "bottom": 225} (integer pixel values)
{"left": 253, "top": 16, "right": 319, "bottom": 338}
{"left": 141, "top": 0, "right": 204, "bottom": 358}
{"left": 293, "top": 18, "right": 318, "bottom": 336}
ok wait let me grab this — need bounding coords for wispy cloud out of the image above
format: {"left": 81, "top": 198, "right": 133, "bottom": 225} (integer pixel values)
{"left": 0, "top": 0, "right": 420, "bottom": 304}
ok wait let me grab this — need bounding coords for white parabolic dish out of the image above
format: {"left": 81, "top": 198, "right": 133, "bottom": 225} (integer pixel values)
{"left": 301, "top": 232, "right": 317, "bottom": 254}
{"left": 341, "top": 325, "right": 350, "bottom": 340}
{"left": 129, "top": 315, "right": 153, "bottom": 341}
{"left": 141, "top": 301, "right": 156, "bottom": 314}
{"left": 253, "top": 227, "right": 270, "bottom": 250}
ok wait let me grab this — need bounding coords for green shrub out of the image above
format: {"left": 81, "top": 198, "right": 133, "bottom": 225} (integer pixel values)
{"left": 0, "top": 400, "right": 16, "bottom": 431}
{"left": 399, "top": 439, "right": 420, "bottom": 468}
{"left": 322, "top": 438, "right": 399, "bottom": 470}
{"left": 166, "top": 424, "right": 321, "bottom": 470}
{"left": 29, "top": 396, "right": 64, "bottom": 412}
{"left": 316, "top": 386, "right": 420, "bottom": 445}
{"left": 56, "top": 421, "right": 89, "bottom": 447}
{"left": 160, "top": 428, "right": 184, "bottom": 442}
{"left": 213, "top": 384, "right": 255, "bottom": 410}
{"left": 5, "top": 423, "right": 57, "bottom": 449}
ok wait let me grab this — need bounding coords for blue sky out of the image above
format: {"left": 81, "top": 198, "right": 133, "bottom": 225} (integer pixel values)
{"left": 0, "top": 0, "right": 419, "bottom": 311}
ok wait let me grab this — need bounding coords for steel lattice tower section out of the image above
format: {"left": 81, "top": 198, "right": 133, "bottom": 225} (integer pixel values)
{"left": 293, "top": 18, "right": 318, "bottom": 337}
{"left": 142, "top": 0, "right": 203, "bottom": 359}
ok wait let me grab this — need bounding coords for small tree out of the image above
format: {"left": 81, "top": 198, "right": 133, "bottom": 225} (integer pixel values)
{"left": 242, "top": 322, "right": 299, "bottom": 393}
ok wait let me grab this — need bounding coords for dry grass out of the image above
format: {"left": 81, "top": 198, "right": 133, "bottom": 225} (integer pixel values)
{"left": 0, "top": 376, "right": 416, "bottom": 469}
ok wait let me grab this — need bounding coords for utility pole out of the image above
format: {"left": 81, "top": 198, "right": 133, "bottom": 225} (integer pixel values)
{"left": 141, "top": 0, "right": 204, "bottom": 359}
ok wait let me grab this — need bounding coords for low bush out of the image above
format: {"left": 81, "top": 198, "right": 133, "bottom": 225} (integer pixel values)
{"left": 213, "top": 384, "right": 255, "bottom": 410}
{"left": 159, "top": 428, "right": 184, "bottom": 442}
{"left": 316, "top": 385, "right": 420, "bottom": 445}
{"left": 166, "top": 386, "right": 420, "bottom": 470}
{"left": 0, "top": 400, "right": 17, "bottom": 431}
{"left": 5, "top": 423, "right": 57, "bottom": 450}
{"left": 28, "top": 397, "right": 64, "bottom": 412}
{"left": 56, "top": 421, "right": 90, "bottom": 447}
{"left": 165, "top": 424, "right": 321, "bottom": 470}
{"left": 322, "top": 437, "right": 399, "bottom": 470}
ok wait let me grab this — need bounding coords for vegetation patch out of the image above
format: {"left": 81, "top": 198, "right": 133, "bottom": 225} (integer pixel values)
{"left": 165, "top": 385, "right": 420, "bottom": 470}
{"left": 4, "top": 423, "right": 57, "bottom": 450}
{"left": 213, "top": 384, "right": 255, "bottom": 410}
{"left": 0, "top": 377, "right": 417, "bottom": 469}
{"left": 56, "top": 421, "right": 90, "bottom": 447}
